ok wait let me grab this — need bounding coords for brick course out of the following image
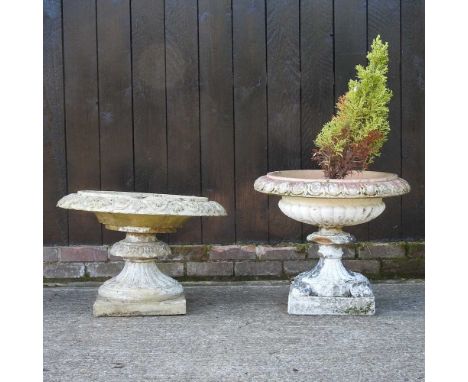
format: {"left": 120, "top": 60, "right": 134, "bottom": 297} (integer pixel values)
{"left": 283, "top": 260, "right": 317, "bottom": 276}
{"left": 157, "top": 263, "right": 185, "bottom": 277}
{"left": 44, "top": 263, "right": 85, "bottom": 279}
{"left": 406, "top": 242, "right": 425, "bottom": 258}
{"left": 357, "top": 242, "right": 406, "bottom": 259}
{"left": 187, "top": 262, "right": 233, "bottom": 277}
{"left": 60, "top": 246, "right": 108, "bottom": 262}
{"left": 343, "top": 259, "right": 381, "bottom": 278}
{"left": 381, "top": 258, "right": 425, "bottom": 278}
{"left": 235, "top": 261, "right": 282, "bottom": 277}
{"left": 256, "top": 246, "right": 304, "bottom": 261}
{"left": 209, "top": 245, "right": 256, "bottom": 261}
{"left": 86, "top": 262, "right": 124, "bottom": 278}
{"left": 43, "top": 247, "right": 59, "bottom": 263}
{"left": 171, "top": 246, "right": 207, "bottom": 261}
{"left": 43, "top": 241, "right": 425, "bottom": 281}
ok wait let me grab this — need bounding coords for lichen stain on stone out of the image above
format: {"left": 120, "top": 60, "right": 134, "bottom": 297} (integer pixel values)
{"left": 344, "top": 302, "right": 374, "bottom": 315}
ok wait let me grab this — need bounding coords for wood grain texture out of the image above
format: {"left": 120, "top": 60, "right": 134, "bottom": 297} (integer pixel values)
{"left": 63, "top": 0, "right": 101, "bottom": 244}
{"left": 199, "top": 0, "right": 235, "bottom": 243}
{"left": 401, "top": 0, "right": 425, "bottom": 239}
{"left": 43, "top": 0, "right": 68, "bottom": 245}
{"left": 300, "top": 0, "right": 334, "bottom": 170}
{"left": 44, "top": 0, "right": 68, "bottom": 245}
{"left": 334, "top": 0, "right": 368, "bottom": 241}
{"left": 367, "top": 0, "right": 402, "bottom": 240}
{"left": 132, "top": 0, "right": 167, "bottom": 194}
{"left": 97, "top": 0, "right": 134, "bottom": 244}
{"left": 267, "top": 0, "right": 301, "bottom": 243}
{"left": 233, "top": 0, "right": 268, "bottom": 242}
{"left": 300, "top": 0, "right": 334, "bottom": 240}
{"left": 165, "top": 0, "right": 201, "bottom": 243}
{"left": 45, "top": 0, "right": 425, "bottom": 245}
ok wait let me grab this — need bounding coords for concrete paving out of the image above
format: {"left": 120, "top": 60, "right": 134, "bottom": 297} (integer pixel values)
{"left": 44, "top": 281, "right": 424, "bottom": 382}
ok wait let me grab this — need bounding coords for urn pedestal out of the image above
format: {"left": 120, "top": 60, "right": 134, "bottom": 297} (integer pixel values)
{"left": 255, "top": 170, "right": 410, "bottom": 315}
{"left": 58, "top": 191, "right": 226, "bottom": 317}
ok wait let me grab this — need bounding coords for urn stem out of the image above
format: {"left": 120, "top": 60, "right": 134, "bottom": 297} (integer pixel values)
{"left": 124, "top": 232, "right": 157, "bottom": 243}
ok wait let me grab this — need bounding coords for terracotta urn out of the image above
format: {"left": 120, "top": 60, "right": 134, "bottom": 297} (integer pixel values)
{"left": 254, "top": 170, "right": 410, "bottom": 315}
{"left": 57, "top": 191, "right": 226, "bottom": 317}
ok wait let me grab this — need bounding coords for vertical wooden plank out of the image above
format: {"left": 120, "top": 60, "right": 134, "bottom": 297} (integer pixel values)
{"left": 132, "top": 0, "right": 167, "bottom": 193}
{"left": 165, "top": 0, "right": 201, "bottom": 243}
{"left": 368, "top": 0, "right": 402, "bottom": 240}
{"left": 233, "top": 0, "right": 268, "bottom": 243}
{"left": 44, "top": 0, "right": 68, "bottom": 245}
{"left": 63, "top": 0, "right": 101, "bottom": 244}
{"left": 401, "top": 0, "right": 425, "bottom": 239}
{"left": 301, "top": 0, "right": 334, "bottom": 170}
{"left": 334, "top": 0, "right": 368, "bottom": 241}
{"left": 300, "top": 0, "right": 334, "bottom": 240}
{"left": 199, "top": 0, "right": 235, "bottom": 244}
{"left": 267, "top": 0, "right": 301, "bottom": 243}
{"left": 97, "top": 0, "right": 134, "bottom": 244}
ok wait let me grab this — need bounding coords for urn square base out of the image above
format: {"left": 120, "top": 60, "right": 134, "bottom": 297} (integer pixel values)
{"left": 93, "top": 295, "right": 186, "bottom": 317}
{"left": 287, "top": 293, "right": 375, "bottom": 316}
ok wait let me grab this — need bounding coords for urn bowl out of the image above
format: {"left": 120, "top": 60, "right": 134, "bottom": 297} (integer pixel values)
{"left": 57, "top": 190, "right": 227, "bottom": 233}
{"left": 254, "top": 170, "right": 410, "bottom": 229}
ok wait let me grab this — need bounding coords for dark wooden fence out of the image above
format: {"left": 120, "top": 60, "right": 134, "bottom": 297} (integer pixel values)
{"left": 44, "top": 0, "right": 424, "bottom": 245}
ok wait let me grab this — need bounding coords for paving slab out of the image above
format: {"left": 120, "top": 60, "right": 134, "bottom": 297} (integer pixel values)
{"left": 44, "top": 281, "right": 424, "bottom": 382}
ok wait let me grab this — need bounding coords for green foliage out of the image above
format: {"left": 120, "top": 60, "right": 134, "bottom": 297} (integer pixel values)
{"left": 313, "top": 35, "right": 392, "bottom": 179}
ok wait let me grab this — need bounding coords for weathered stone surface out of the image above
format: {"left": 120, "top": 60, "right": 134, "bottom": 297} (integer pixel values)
{"left": 60, "top": 246, "right": 108, "bottom": 262}
{"left": 187, "top": 262, "right": 233, "bottom": 277}
{"left": 235, "top": 261, "right": 282, "bottom": 277}
{"left": 291, "top": 254, "right": 374, "bottom": 300}
{"left": 156, "top": 262, "right": 184, "bottom": 277}
{"left": 43, "top": 247, "right": 59, "bottom": 262}
{"left": 343, "top": 260, "right": 381, "bottom": 277}
{"left": 209, "top": 245, "right": 256, "bottom": 261}
{"left": 108, "top": 253, "right": 124, "bottom": 261}
{"left": 170, "top": 245, "right": 207, "bottom": 261}
{"left": 95, "top": 260, "right": 185, "bottom": 317}
{"left": 43, "top": 263, "right": 85, "bottom": 279}
{"left": 307, "top": 244, "right": 355, "bottom": 259}
{"left": 406, "top": 242, "right": 425, "bottom": 258}
{"left": 109, "top": 237, "right": 171, "bottom": 260}
{"left": 283, "top": 260, "right": 317, "bottom": 276}
{"left": 94, "top": 295, "right": 186, "bottom": 317}
{"left": 255, "top": 170, "right": 410, "bottom": 199}
{"left": 357, "top": 242, "right": 406, "bottom": 259}
{"left": 86, "top": 262, "right": 125, "bottom": 278}
{"left": 288, "top": 293, "right": 375, "bottom": 315}
{"left": 256, "top": 246, "right": 304, "bottom": 260}
{"left": 57, "top": 190, "right": 227, "bottom": 217}
{"left": 381, "top": 258, "right": 425, "bottom": 278}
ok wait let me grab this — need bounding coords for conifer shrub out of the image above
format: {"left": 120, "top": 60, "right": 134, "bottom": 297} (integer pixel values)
{"left": 313, "top": 36, "right": 392, "bottom": 179}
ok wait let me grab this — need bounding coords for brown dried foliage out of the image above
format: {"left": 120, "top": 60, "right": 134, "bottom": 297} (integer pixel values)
{"left": 312, "top": 129, "right": 384, "bottom": 179}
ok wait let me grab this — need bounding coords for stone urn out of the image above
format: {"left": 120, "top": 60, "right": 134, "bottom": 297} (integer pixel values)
{"left": 57, "top": 191, "right": 226, "bottom": 317}
{"left": 254, "top": 170, "right": 410, "bottom": 315}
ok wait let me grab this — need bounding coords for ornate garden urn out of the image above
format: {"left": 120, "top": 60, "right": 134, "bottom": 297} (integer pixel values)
{"left": 57, "top": 191, "right": 226, "bottom": 317}
{"left": 254, "top": 170, "right": 410, "bottom": 315}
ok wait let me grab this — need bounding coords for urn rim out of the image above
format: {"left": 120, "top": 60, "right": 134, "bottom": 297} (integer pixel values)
{"left": 254, "top": 170, "right": 410, "bottom": 199}
{"left": 57, "top": 190, "right": 227, "bottom": 217}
